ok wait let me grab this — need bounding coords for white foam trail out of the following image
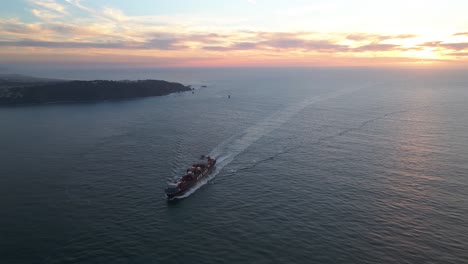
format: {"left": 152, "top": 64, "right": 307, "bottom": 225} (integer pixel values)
{"left": 209, "top": 85, "right": 367, "bottom": 163}
{"left": 176, "top": 84, "right": 370, "bottom": 199}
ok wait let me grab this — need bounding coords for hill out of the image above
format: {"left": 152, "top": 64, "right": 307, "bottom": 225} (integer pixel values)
{"left": 0, "top": 79, "right": 190, "bottom": 105}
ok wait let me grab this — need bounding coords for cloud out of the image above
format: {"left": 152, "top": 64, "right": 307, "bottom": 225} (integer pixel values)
{"left": 0, "top": 18, "right": 119, "bottom": 41}
{"left": 187, "top": 33, "right": 228, "bottom": 42}
{"left": 0, "top": 52, "right": 219, "bottom": 68}
{"left": 263, "top": 38, "right": 349, "bottom": 52}
{"left": 0, "top": 27, "right": 412, "bottom": 54}
{"left": 30, "top": 0, "right": 68, "bottom": 14}
{"left": 31, "top": 9, "right": 62, "bottom": 20}
{"left": 420, "top": 41, "right": 443, "bottom": 47}
{"left": 1, "top": 0, "right": 467, "bottom": 66}
{"left": 346, "top": 33, "right": 417, "bottom": 42}
{"left": 1, "top": 2, "right": 414, "bottom": 55}
{"left": 143, "top": 38, "right": 188, "bottom": 50}
{"left": 101, "top": 7, "right": 129, "bottom": 23}
{"left": 202, "top": 46, "right": 231, "bottom": 51}
{"left": 448, "top": 52, "right": 468, "bottom": 56}
{"left": 353, "top": 44, "right": 401, "bottom": 52}
{"left": 0, "top": 37, "right": 189, "bottom": 50}
{"left": 0, "top": 39, "right": 135, "bottom": 49}
{"left": 232, "top": 42, "right": 259, "bottom": 50}
{"left": 419, "top": 41, "right": 468, "bottom": 51}
{"left": 64, "top": 0, "right": 93, "bottom": 13}
{"left": 0, "top": 19, "right": 39, "bottom": 35}
{"left": 28, "top": 0, "right": 69, "bottom": 21}
{"left": 441, "top": 43, "right": 468, "bottom": 50}
{"left": 45, "top": 23, "right": 98, "bottom": 36}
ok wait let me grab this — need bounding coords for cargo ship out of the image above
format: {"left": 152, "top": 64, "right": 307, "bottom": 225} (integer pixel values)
{"left": 165, "top": 156, "right": 216, "bottom": 199}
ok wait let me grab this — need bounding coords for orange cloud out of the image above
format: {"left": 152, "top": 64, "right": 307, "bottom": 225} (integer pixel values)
{"left": 1, "top": 0, "right": 468, "bottom": 67}
{"left": 346, "top": 33, "right": 417, "bottom": 42}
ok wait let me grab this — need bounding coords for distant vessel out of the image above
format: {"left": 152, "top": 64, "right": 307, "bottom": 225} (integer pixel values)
{"left": 165, "top": 156, "right": 216, "bottom": 199}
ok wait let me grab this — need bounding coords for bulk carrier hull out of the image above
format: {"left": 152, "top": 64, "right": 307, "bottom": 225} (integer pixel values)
{"left": 165, "top": 157, "right": 216, "bottom": 200}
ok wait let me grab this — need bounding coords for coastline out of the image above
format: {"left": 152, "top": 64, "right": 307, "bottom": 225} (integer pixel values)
{"left": 0, "top": 79, "right": 191, "bottom": 106}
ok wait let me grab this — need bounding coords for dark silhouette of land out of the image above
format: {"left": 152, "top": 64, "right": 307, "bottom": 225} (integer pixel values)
{"left": 0, "top": 75, "right": 190, "bottom": 105}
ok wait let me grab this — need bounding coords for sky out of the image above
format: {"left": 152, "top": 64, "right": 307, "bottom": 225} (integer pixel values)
{"left": 1, "top": 0, "right": 468, "bottom": 68}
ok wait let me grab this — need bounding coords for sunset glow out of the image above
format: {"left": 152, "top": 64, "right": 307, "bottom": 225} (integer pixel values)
{"left": 1, "top": 0, "right": 468, "bottom": 68}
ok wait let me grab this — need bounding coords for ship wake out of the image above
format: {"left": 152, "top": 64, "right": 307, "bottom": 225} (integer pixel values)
{"left": 208, "top": 84, "right": 371, "bottom": 171}
{"left": 171, "top": 84, "right": 373, "bottom": 200}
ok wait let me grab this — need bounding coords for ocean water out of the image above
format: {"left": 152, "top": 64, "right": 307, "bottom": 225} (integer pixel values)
{"left": 0, "top": 68, "right": 467, "bottom": 263}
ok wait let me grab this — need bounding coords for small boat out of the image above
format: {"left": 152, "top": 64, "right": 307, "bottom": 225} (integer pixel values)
{"left": 165, "top": 156, "right": 217, "bottom": 199}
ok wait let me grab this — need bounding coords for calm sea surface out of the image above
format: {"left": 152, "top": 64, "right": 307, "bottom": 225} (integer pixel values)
{"left": 1, "top": 68, "right": 467, "bottom": 263}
